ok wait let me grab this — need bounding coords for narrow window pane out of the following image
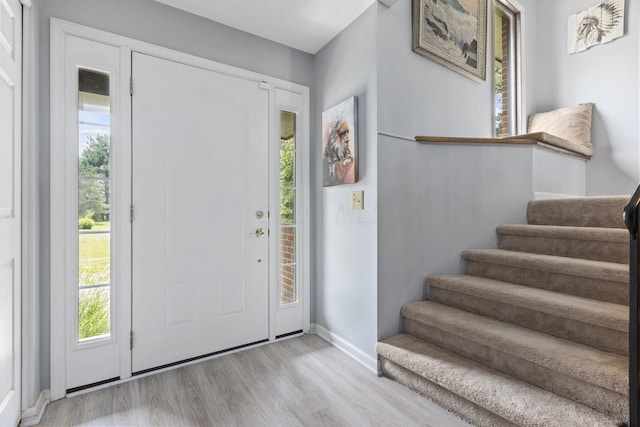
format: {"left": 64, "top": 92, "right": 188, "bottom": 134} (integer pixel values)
{"left": 78, "top": 68, "right": 111, "bottom": 341}
{"left": 280, "top": 111, "right": 296, "bottom": 149}
{"left": 280, "top": 110, "right": 298, "bottom": 306}
{"left": 281, "top": 228, "right": 296, "bottom": 264}
{"left": 280, "top": 148, "right": 295, "bottom": 187}
{"left": 281, "top": 265, "right": 297, "bottom": 304}
{"left": 78, "top": 232, "right": 110, "bottom": 286}
{"left": 494, "top": 1, "right": 519, "bottom": 137}
{"left": 494, "top": 9, "right": 508, "bottom": 137}
{"left": 79, "top": 133, "right": 110, "bottom": 178}
{"left": 280, "top": 189, "right": 296, "bottom": 225}
{"left": 78, "top": 287, "right": 111, "bottom": 341}
{"left": 495, "top": 59, "right": 504, "bottom": 136}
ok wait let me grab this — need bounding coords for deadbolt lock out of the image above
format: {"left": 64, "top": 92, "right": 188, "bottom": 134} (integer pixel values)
{"left": 256, "top": 210, "right": 264, "bottom": 219}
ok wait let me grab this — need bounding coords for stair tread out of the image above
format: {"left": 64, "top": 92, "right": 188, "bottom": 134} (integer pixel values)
{"left": 497, "top": 224, "right": 628, "bottom": 242}
{"left": 427, "top": 274, "right": 628, "bottom": 332}
{"left": 463, "top": 248, "right": 628, "bottom": 282}
{"left": 377, "top": 333, "right": 621, "bottom": 427}
{"left": 401, "top": 301, "right": 628, "bottom": 394}
{"left": 527, "top": 197, "right": 627, "bottom": 229}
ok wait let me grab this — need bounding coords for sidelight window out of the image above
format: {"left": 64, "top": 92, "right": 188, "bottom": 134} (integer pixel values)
{"left": 280, "top": 111, "right": 298, "bottom": 305}
{"left": 77, "top": 68, "right": 112, "bottom": 341}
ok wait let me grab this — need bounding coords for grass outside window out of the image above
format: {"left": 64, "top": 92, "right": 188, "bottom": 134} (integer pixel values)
{"left": 78, "top": 220, "right": 111, "bottom": 340}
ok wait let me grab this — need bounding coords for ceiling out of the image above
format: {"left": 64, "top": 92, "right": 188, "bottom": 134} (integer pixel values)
{"left": 154, "top": 0, "right": 375, "bottom": 54}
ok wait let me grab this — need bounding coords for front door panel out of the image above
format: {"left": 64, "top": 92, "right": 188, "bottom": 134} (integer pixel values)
{"left": 131, "top": 53, "right": 269, "bottom": 373}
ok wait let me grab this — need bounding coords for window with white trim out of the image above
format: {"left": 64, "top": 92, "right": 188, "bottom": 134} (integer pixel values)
{"left": 494, "top": 0, "right": 522, "bottom": 137}
{"left": 77, "top": 68, "right": 112, "bottom": 341}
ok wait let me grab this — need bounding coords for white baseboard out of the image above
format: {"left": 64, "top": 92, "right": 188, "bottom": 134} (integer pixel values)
{"left": 314, "top": 323, "right": 379, "bottom": 374}
{"left": 20, "top": 389, "right": 50, "bottom": 427}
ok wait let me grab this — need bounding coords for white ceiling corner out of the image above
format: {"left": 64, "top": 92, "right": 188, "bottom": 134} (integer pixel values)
{"left": 154, "top": 0, "right": 375, "bottom": 54}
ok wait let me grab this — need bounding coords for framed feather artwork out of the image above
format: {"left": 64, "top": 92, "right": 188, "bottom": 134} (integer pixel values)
{"left": 568, "top": 0, "right": 625, "bottom": 54}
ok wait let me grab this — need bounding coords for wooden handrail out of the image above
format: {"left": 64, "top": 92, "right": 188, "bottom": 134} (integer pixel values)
{"left": 415, "top": 136, "right": 533, "bottom": 144}
{"left": 415, "top": 132, "right": 593, "bottom": 160}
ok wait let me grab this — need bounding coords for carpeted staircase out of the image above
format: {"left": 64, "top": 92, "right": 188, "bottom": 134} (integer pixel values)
{"left": 376, "top": 197, "right": 630, "bottom": 426}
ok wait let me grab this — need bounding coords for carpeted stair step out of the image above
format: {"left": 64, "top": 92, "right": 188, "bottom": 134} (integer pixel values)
{"left": 527, "top": 197, "right": 627, "bottom": 229}
{"left": 463, "top": 249, "right": 628, "bottom": 305}
{"left": 497, "top": 224, "right": 628, "bottom": 264}
{"left": 401, "top": 301, "right": 628, "bottom": 420}
{"left": 376, "top": 333, "right": 623, "bottom": 427}
{"left": 427, "top": 274, "right": 628, "bottom": 355}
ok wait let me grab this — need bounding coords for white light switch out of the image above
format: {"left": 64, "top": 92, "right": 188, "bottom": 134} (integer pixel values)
{"left": 351, "top": 191, "right": 364, "bottom": 210}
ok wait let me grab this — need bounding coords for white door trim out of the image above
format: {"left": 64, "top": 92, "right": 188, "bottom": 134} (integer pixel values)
{"left": 50, "top": 18, "right": 310, "bottom": 401}
{"left": 1, "top": 0, "right": 24, "bottom": 424}
{"left": 20, "top": 1, "right": 47, "bottom": 421}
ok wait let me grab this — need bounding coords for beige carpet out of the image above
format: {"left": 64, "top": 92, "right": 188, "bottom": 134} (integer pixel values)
{"left": 377, "top": 196, "right": 630, "bottom": 426}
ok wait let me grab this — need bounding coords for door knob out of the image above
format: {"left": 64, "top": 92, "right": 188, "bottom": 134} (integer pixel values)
{"left": 254, "top": 228, "right": 265, "bottom": 237}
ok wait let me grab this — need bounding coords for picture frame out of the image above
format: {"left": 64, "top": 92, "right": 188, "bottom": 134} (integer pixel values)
{"left": 567, "top": 0, "right": 625, "bottom": 54}
{"left": 412, "top": 0, "right": 488, "bottom": 82}
{"left": 322, "top": 97, "right": 358, "bottom": 187}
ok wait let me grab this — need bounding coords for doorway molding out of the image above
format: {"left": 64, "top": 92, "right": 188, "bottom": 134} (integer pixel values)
{"left": 50, "top": 18, "right": 310, "bottom": 401}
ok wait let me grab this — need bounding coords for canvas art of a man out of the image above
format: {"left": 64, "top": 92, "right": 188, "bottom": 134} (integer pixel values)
{"left": 322, "top": 97, "right": 357, "bottom": 187}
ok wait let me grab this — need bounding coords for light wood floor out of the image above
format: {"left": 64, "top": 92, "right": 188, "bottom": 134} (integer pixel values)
{"left": 37, "top": 334, "right": 470, "bottom": 426}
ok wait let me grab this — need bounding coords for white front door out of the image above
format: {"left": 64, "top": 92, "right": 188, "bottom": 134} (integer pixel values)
{"left": 131, "top": 53, "right": 270, "bottom": 373}
{"left": 0, "top": 0, "right": 21, "bottom": 424}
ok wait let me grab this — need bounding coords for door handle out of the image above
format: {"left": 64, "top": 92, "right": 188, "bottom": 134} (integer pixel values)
{"left": 253, "top": 228, "right": 265, "bottom": 237}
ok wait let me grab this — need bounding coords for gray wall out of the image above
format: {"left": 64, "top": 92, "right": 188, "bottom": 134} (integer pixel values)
{"left": 535, "top": 0, "right": 639, "bottom": 195}
{"left": 377, "top": 140, "right": 535, "bottom": 339}
{"left": 377, "top": 0, "right": 538, "bottom": 139}
{"left": 376, "top": 0, "right": 539, "bottom": 340}
{"left": 37, "top": 0, "right": 313, "bottom": 389}
{"left": 312, "top": 5, "right": 378, "bottom": 359}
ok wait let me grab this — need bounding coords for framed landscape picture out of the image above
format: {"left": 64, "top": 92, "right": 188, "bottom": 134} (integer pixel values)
{"left": 322, "top": 97, "right": 358, "bottom": 187}
{"left": 412, "top": 0, "right": 488, "bottom": 82}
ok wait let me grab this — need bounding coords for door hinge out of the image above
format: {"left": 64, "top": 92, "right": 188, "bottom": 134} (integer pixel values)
{"left": 130, "top": 205, "right": 134, "bottom": 222}
{"left": 130, "top": 77, "right": 133, "bottom": 96}
{"left": 130, "top": 331, "right": 133, "bottom": 350}
{"left": 259, "top": 81, "right": 271, "bottom": 91}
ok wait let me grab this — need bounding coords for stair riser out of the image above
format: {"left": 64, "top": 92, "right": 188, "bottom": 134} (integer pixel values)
{"left": 429, "top": 287, "right": 627, "bottom": 356}
{"left": 404, "top": 318, "right": 628, "bottom": 421}
{"left": 498, "top": 235, "right": 628, "bottom": 264}
{"left": 465, "top": 260, "right": 627, "bottom": 305}
{"left": 379, "top": 358, "right": 517, "bottom": 427}
{"left": 379, "top": 335, "right": 624, "bottom": 426}
{"left": 527, "top": 198, "right": 627, "bottom": 229}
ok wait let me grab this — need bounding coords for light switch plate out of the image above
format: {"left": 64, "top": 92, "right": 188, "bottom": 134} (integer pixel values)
{"left": 351, "top": 191, "right": 364, "bottom": 210}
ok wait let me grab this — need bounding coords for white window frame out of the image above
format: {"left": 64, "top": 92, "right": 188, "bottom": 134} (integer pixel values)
{"left": 493, "top": 0, "right": 525, "bottom": 136}
{"left": 272, "top": 89, "right": 310, "bottom": 337}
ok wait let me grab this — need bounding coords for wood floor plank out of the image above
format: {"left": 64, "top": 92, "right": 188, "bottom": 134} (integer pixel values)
{"left": 36, "top": 335, "right": 470, "bottom": 426}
